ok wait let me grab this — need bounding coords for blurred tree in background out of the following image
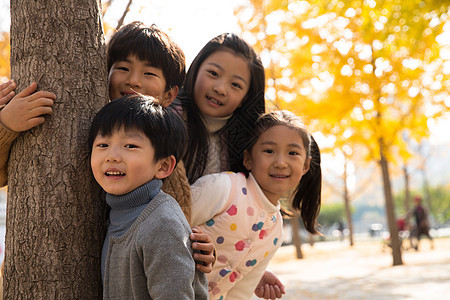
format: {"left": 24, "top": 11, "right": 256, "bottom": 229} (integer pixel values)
{"left": 236, "top": 0, "right": 450, "bottom": 265}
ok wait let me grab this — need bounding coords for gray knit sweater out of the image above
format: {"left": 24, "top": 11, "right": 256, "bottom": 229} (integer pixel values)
{"left": 102, "top": 180, "right": 208, "bottom": 299}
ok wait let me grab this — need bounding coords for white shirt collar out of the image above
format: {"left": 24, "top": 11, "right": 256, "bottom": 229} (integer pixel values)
{"left": 248, "top": 172, "right": 281, "bottom": 213}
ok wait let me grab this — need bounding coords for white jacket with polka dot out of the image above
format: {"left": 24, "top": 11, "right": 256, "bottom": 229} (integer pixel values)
{"left": 191, "top": 172, "right": 283, "bottom": 300}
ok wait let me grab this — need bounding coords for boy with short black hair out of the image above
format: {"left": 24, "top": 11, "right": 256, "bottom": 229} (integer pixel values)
{"left": 89, "top": 95, "right": 208, "bottom": 299}
{"left": 106, "top": 21, "right": 185, "bottom": 106}
{"left": 106, "top": 21, "right": 198, "bottom": 236}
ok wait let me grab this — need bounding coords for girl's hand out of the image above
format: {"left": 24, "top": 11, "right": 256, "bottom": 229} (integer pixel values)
{"left": 190, "top": 226, "right": 216, "bottom": 273}
{"left": 0, "top": 79, "right": 17, "bottom": 106}
{"left": 0, "top": 82, "right": 55, "bottom": 132}
{"left": 254, "top": 270, "right": 286, "bottom": 299}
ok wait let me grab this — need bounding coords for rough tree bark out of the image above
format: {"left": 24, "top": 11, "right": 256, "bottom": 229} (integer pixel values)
{"left": 5, "top": 0, "right": 108, "bottom": 298}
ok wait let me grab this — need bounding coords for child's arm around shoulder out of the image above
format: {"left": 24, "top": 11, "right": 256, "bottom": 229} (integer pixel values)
{"left": 190, "top": 172, "right": 234, "bottom": 226}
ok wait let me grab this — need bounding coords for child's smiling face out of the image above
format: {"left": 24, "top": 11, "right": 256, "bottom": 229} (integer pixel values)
{"left": 108, "top": 55, "right": 177, "bottom": 107}
{"left": 193, "top": 49, "right": 250, "bottom": 118}
{"left": 244, "top": 125, "right": 311, "bottom": 205}
{"left": 91, "top": 126, "right": 163, "bottom": 195}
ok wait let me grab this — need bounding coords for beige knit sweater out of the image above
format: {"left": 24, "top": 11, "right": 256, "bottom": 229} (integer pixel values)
{"left": 162, "top": 160, "right": 192, "bottom": 223}
{"left": 0, "top": 122, "right": 19, "bottom": 187}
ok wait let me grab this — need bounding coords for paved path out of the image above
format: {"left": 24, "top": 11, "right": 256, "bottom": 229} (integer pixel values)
{"left": 251, "top": 237, "right": 450, "bottom": 300}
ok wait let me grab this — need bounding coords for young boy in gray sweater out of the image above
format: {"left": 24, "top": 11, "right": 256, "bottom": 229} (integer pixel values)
{"left": 88, "top": 95, "right": 208, "bottom": 299}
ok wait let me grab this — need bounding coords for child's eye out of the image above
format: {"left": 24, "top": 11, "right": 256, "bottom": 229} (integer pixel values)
{"left": 144, "top": 72, "right": 157, "bottom": 77}
{"left": 208, "top": 70, "right": 219, "bottom": 77}
{"left": 232, "top": 82, "right": 242, "bottom": 89}
{"left": 289, "top": 151, "right": 300, "bottom": 156}
{"left": 263, "top": 149, "right": 274, "bottom": 154}
{"left": 96, "top": 143, "right": 108, "bottom": 148}
{"left": 117, "top": 67, "right": 129, "bottom": 71}
{"left": 125, "top": 144, "right": 138, "bottom": 149}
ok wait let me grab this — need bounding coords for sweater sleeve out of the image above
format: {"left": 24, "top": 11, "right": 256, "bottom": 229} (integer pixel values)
{"left": 139, "top": 201, "right": 208, "bottom": 299}
{"left": 190, "top": 172, "right": 232, "bottom": 226}
{"left": 0, "top": 122, "right": 19, "bottom": 187}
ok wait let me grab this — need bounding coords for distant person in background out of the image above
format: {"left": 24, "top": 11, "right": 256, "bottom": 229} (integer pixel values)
{"left": 337, "top": 221, "right": 345, "bottom": 241}
{"left": 410, "top": 195, "right": 434, "bottom": 251}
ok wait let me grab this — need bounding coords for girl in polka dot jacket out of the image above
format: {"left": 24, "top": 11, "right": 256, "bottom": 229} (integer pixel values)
{"left": 191, "top": 110, "right": 322, "bottom": 299}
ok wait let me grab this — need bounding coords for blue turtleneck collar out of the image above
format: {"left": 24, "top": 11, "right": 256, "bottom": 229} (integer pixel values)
{"left": 106, "top": 179, "right": 163, "bottom": 210}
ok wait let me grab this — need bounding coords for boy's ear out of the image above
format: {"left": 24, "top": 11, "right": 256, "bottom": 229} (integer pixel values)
{"left": 243, "top": 150, "right": 252, "bottom": 171}
{"left": 161, "top": 86, "right": 179, "bottom": 108}
{"left": 155, "top": 155, "right": 176, "bottom": 179}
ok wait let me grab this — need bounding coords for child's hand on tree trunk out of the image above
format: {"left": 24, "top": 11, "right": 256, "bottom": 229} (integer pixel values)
{"left": 0, "top": 81, "right": 55, "bottom": 132}
{"left": 0, "top": 79, "right": 16, "bottom": 108}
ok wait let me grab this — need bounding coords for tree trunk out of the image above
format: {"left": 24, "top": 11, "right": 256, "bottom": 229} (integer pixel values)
{"left": 5, "top": 0, "right": 108, "bottom": 298}
{"left": 291, "top": 217, "right": 303, "bottom": 259}
{"left": 343, "top": 157, "right": 354, "bottom": 246}
{"left": 403, "top": 164, "right": 411, "bottom": 228}
{"left": 378, "top": 139, "right": 402, "bottom": 266}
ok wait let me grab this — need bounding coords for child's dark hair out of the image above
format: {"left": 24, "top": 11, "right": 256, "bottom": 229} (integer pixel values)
{"left": 88, "top": 95, "right": 186, "bottom": 164}
{"left": 246, "top": 110, "right": 322, "bottom": 234}
{"left": 107, "top": 21, "right": 186, "bottom": 92}
{"left": 178, "top": 33, "right": 265, "bottom": 183}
